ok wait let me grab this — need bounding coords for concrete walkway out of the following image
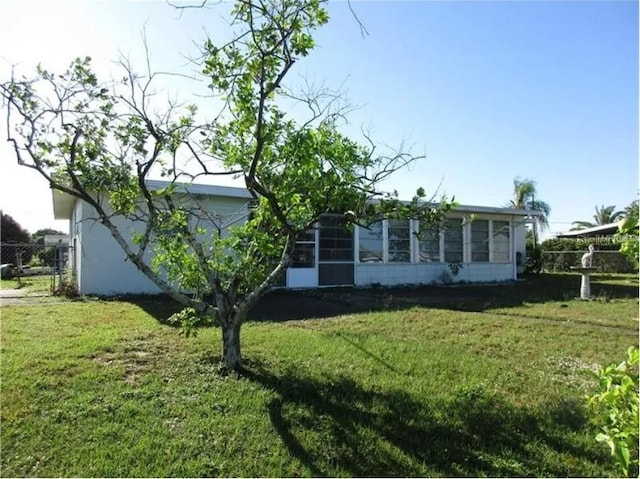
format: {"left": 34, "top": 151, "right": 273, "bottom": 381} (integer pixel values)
{"left": 0, "top": 288, "right": 48, "bottom": 305}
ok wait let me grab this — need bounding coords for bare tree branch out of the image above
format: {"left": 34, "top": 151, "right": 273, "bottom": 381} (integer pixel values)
{"left": 347, "top": 0, "right": 369, "bottom": 38}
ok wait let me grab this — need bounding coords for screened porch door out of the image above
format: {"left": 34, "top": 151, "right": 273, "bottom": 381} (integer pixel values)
{"left": 286, "top": 229, "right": 318, "bottom": 288}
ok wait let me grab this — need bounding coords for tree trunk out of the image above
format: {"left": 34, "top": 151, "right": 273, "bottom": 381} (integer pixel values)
{"left": 221, "top": 319, "right": 243, "bottom": 373}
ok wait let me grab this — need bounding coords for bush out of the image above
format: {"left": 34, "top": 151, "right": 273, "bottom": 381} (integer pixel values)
{"left": 587, "top": 346, "right": 639, "bottom": 477}
{"left": 167, "top": 307, "right": 217, "bottom": 337}
{"left": 540, "top": 238, "right": 636, "bottom": 273}
{"left": 52, "top": 279, "right": 79, "bottom": 298}
{"left": 524, "top": 247, "right": 542, "bottom": 274}
{"left": 617, "top": 216, "right": 639, "bottom": 264}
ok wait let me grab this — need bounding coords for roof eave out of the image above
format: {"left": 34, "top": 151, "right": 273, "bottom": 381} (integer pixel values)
{"left": 453, "top": 204, "right": 544, "bottom": 217}
{"left": 52, "top": 188, "right": 75, "bottom": 220}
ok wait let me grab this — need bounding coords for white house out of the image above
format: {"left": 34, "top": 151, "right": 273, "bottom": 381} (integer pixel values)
{"left": 52, "top": 181, "right": 538, "bottom": 295}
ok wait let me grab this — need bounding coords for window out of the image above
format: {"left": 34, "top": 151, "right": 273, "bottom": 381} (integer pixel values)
{"left": 291, "top": 229, "right": 315, "bottom": 268}
{"left": 359, "top": 222, "right": 383, "bottom": 263}
{"left": 418, "top": 224, "right": 440, "bottom": 262}
{"left": 492, "top": 220, "right": 510, "bottom": 262}
{"left": 388, "top": 219, "right": 411, "bottom": 262}
{"left": 319, "top": 217, "right": 353, "bottom": 262}
{"left": 471, "top": 219, "right": 489, "bottom": 262}
{"left": 443, "top": 218, "right": 463, "bottom": 263}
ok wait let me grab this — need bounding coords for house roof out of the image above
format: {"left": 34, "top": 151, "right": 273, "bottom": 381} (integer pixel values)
{"left": 52, "top": 180, "right": 253, "bottom": 220}
{"left": 452, "top": 204, "right": 542, "bottom": 217}
{"left": 555, "top": 222, "right": 620, "bottom": 238}
{"left": 144, "top": 180, "right": 254, "bottom": 199}
{"left": 52, "top": 179, "right": 541, "bottom": 220}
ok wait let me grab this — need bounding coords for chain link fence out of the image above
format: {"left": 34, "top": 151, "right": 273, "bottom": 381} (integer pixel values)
{"left": 1, "top": 242, "right": 73, "bottom": 292}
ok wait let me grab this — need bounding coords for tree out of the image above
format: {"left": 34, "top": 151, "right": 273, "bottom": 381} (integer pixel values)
{"left": 1, "top": 213, "right": 30, "bottom": 244}
{"left": 571, "top": 205, "right": 624, "bottom": 230}
{"left": 617, "top": 199, "right": 639, "bottom": 265}
{"left": 31, "top": 228, "right": 66, "bottom": 244}
{"left": 507, "top": 177, "right": 551, "bottom": 230}
{"left": 507, "top": 177, "right": 550, "bottom": 262}
{"left": 0, "top": 213, "right": 32, "bottom": 264}
{"left": 31, "top": 228, "right": 66, "bottom": 266}
{"left": 622, "top": 200, "right": 638, "bottom": 222}
{"left": 1, "top": 0, "right": 452, "bottom": 372}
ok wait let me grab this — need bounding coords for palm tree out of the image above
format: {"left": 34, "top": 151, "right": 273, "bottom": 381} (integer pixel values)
{"left": 571, "top": 205, "right": 624, "bottom": 230}
{"left": 508, "top": 177, "right": 551, "bottom": 230}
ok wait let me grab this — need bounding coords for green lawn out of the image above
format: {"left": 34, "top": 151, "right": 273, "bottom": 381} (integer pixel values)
{"left": 1, "top": 274, "right": 638, "bottom": 477}
{"left": 1, "top": 275, "right": 52, "bottom": 293}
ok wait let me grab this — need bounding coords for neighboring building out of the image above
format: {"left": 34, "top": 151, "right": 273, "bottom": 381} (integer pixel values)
{"left": 554, "top": 222, "right": 620, "bottom": 239}
{"left": 52, "top": 181, "right": 540, "bottom": 295}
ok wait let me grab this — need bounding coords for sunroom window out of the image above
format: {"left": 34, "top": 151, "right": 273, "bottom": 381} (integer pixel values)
{"left": 319, "top": 217, "right": 353, "bottom": 262}
{"left": 492, "top": 220, "right": 510, "bottom": 262}
{"left": 359, "top": 222, "right": 383, "bottom": 263}
{"left": 471, "top": 219, "right": 489, "bottom": 262}
{"left": 388, "top": 219, "right": 411, "bottom": 263}
{"left": 443, "top": 218, "right": 463, "bottom": 263}
{"left": 418, "top": 224, "right": 440, "bottom": 262}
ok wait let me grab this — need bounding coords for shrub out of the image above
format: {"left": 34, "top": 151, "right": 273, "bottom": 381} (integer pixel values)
{"left": 617, "top": 216, "right": 639, "bottom": 265}
{"left": 540, "top": 238, "right": 636, "bottom": 273}
{"left": 586, "top": 346, "right": 639, "bottom": 477}
{"left": 52, "top": 279, "right": 79, "bottom": 298}
{"left": 447, "top": 261, "right": 463, "bottom": 276}
{"left": 524, "top": 247, "right": 543, "bottom": 274}
{"left": 167, "top": 307, "right": 217, "bottom": 337}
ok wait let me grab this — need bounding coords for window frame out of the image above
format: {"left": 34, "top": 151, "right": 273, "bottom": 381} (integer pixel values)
{"left": 491, "top": 219, "right": 511, "bottom": 263}
{"left": 417, "top": 221, "right": 441, "bottom": 263}
{"left": 358, "top": 221, "right": 384, "bottom": 263}
{"left": 443, "top": 217, "right": 464, "bottom": 264}
{"left": 354, "top": 215, "right": 514, "bottom": 265}
{"left": 318, "top": 216, "right": 354, "bottom": 263}
{"left": 470, "top": 219, "right": 490, "bottom": 263}
{"left": 387, "top": 219, "right": 412, "bottom": 263}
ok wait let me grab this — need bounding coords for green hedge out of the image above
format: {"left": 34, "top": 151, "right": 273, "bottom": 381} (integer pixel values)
{"left": 540, "top": 238, "right": 636, "bottom": 273}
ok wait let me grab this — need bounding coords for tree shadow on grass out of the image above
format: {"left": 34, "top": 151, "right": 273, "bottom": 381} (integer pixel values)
{"left": 241, "top": 360, "right": 610, "bottom": 477}
{"left": 249, "top": 273, "right": 639, "bottom": 322}
{"left": 125, "top": 273, "right": 637, "bottom": 327}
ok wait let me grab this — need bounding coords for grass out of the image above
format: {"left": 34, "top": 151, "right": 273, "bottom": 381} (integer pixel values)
{"left": 1, "top": 275, "right": 52, "bottom": 294}
{"left": 1, "top": 273, "right": 638, "bottom": 477}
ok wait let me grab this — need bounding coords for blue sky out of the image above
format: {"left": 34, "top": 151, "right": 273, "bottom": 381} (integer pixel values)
{"left": 0, "top": 0, "right": 637, "bottom": 237}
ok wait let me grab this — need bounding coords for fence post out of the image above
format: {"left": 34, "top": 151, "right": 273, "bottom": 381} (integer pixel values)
{"left": 14, "top": 250, "right": 22, "bottom": 284}
{"left": 1, "top": 242, "right": 62, "bottom": 294}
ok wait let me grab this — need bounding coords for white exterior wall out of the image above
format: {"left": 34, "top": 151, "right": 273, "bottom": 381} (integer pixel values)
{"left": 78, "top": 213, "right": 160, "bottom": 295}
{"left": 355, "top": 262, "right": 513, "bottom": 286}
{"left": 75, "top": 194, "right": 250, "bottom": 296}
{"left": 513, "top": 219, "right": 528, "bottom": 262}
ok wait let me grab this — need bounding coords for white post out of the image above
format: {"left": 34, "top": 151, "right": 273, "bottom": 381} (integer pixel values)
{"left": 580, "top": 271, "right": 592, "bottom": 300}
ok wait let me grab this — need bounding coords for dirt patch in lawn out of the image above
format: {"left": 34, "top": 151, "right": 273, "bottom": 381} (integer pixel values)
{"left": 87, "top": 335, "right": 172, "bottom": 386}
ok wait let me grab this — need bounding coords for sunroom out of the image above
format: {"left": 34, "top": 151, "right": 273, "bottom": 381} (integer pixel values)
{"left": 286, "top": 206, "right": 536, "bottom": 288}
